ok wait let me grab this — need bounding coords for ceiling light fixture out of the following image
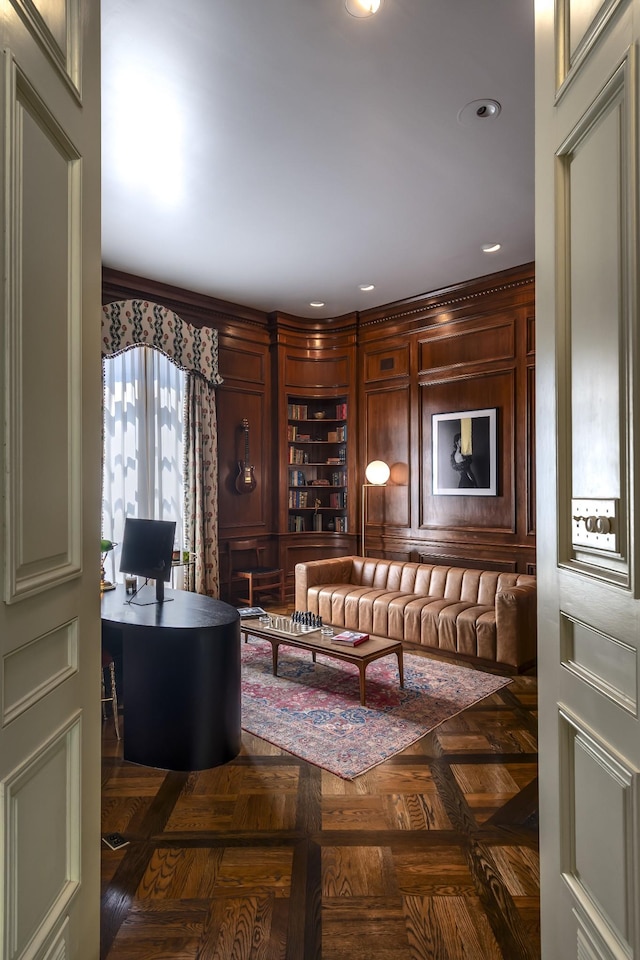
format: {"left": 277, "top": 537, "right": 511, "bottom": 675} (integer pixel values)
{"left": 359, "top": 283, "right": 375, "bottom": 291}
{"left": 457, "top": 99, "right": 502, "bottom": 125}
{"left": 481, "top": 242, "right": 501, "bottom": 253}
{"left": 345, "top": 0, "right": 382, "bottom": 18}
{"left": 310, "top": 301, "right": 325, "bottom": 308}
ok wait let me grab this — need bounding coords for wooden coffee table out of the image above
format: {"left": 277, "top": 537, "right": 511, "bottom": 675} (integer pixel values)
{"left": 240, "top": 617, "right": 404, "bottom": 706}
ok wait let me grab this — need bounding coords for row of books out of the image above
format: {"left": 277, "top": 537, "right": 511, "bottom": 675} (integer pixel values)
{"left": 287, "top": 403, "right": 348, "bottom": 420}
{"left": 288, "top": 495, "right": 346, "bottom": 509}
{"left": 289, "top": 449, "right": 346, "bottom": 464}
{"left": 287, "top": 403, "right": 309, "bottom": 419}
{"left": 288, "top": 515, "right": 349, "bottom": 532}
{"left": 288, "top": 471, "right": 347, "bottom": 487}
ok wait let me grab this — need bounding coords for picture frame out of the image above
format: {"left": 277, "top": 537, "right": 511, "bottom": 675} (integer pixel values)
{"left": 432, "top": 408, "right": 497, "bottom": 496}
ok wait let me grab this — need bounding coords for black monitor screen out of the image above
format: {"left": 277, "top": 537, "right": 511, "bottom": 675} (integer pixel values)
{"left": 119, "top": 518, "right": 176, "bottom": 583}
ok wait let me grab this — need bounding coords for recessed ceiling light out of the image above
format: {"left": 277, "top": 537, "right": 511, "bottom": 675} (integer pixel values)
{"left": 345, "top": 0, "right": 382, "bottom": 17}
{"left": 457, "top": 99, "right": 502, "bottom": 125}
{"left": 310, "top": 301, "right": 325, "bottom": 308}
{"left": 359, "top": 283, "right": 375, "bottom": 291}
{"left": 481, "top": 242, "right": 502, "bottom": 253}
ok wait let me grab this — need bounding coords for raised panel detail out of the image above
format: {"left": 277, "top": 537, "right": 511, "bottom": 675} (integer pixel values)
{"left": 9, "top": 0, "right": 81, "bottom": 96}
{"left": 219, "top": 345, "right": 265, "bottom": 384}
{"left": 421, "top": 371, "right": 515, "bottom": 533}
{"left": 556, "top": 0, "right": 625, "bottom": 95}
{"left": 575, "top": 906, "right": 619, "bottom": 960}
{"left": 557, "top": 57, "right": 632, "bottom": 584}
{"left": 419, "top": 320, "right": 514, "bottom": 376}
{"left": 364, "top": 345, "right": 409, "bottom": 382}
{"left": 560, "top": 708, "right": 638, "bottom": 955}
{"left": 285, "top": 355, "right": 349, "bottom": 389}
{"left": 3, "top": 55, "right": 83, "bottom": 603}
{"left": 3, "top": 620, "right": 78, "bottom": 726}
{"left": 3, "top": 716, "right": 81, "bottom": 960}
{"left": 560, "top": 615, "right": 637, "bottom": 715}
{"left": 365, "top": 387, "right": 410, "bottom": 528}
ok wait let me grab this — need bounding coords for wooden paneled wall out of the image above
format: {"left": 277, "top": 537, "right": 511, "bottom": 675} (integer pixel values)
{"left": 359, "top": 264, "right": 535, "bottom": 573}
{"left": 102, "top": 262, "right": 535, "bottom": 595}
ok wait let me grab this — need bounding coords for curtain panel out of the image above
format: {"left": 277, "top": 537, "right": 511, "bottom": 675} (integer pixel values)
{"left": 102, "top": 300, "right": 223, "bottom": 597}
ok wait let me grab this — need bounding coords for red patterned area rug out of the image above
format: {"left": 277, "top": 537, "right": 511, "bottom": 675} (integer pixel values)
{"left": 241, "top": 637, "right": 511, "bottom": 779}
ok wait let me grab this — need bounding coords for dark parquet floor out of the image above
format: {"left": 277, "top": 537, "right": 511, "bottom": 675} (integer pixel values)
{"left": 101, "top": 627, "right": 539, "bottom": 960}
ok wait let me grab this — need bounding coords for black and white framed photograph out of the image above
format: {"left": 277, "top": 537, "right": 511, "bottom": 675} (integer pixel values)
{"left": 432, "top": 408, "right": 497, "bottom": 496}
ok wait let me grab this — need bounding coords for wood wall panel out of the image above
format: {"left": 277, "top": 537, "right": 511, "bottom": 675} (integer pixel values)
{"left": 216, "top": 386, "right": 271, "bottom": 532}
{"left": 219, "top": 341, "right": 266, "bottom": 384}
{"left": 364, "top": 344, "right": 410, "bottom": 382}
{"left": 420, "top": 370, "right": 516, "bottom": 533}
{"left": 360, "top": 264, "right": 534, "bottom": 573}
{"left": 284, "top": 354, "right": 350, "bottom": 389}
{"left": 365, "top": 386, "right": 411, "bottom": 528}
{"left": 419, "top": 319, "right": 515, "bottom": 376}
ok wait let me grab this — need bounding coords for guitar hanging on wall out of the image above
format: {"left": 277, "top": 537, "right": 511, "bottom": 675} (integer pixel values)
{"left": 235, "top": 418, "right": 257, "bottom": 494}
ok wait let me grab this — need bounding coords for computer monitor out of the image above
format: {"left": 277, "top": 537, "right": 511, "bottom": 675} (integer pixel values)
{"left": 119, "top": 518, "right": 176, "bottom": 603}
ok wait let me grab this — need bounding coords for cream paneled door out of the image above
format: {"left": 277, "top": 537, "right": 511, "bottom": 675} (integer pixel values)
{"left": 536, "top": 2, "right": 640, "bottom": 958}
{"left": 0, "top": 1, "right": 101, "bottom": 959}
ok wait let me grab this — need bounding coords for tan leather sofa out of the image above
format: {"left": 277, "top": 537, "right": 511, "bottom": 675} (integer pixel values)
{"left": 295, "top": 556, "right": 537, "bottom": 672}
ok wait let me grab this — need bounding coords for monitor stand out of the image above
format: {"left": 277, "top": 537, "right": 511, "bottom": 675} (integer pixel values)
{"left": 127, "top": 578, "right": 174, "bottom": 606}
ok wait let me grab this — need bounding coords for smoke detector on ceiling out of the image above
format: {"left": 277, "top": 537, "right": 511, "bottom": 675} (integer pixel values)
{"left": 457, "top": 99, "right": 502, "bottom": 125}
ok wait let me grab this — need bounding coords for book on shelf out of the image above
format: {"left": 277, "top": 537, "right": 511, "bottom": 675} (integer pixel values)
{"left": 289, "top": 469, "right": 306, "bottom": 486}
{"left": 332, "top": 630, "right": 369, "bottom": 646}
{"left": 287, "top": 403, "right": 308, "bottom": 420}
{"left": 237, "top": 606, "right": 268, "bottom": 618}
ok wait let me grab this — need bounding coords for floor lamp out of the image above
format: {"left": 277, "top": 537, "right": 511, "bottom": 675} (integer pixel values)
{"left": 361, "top": 460, "right": 390, "bottom": 557}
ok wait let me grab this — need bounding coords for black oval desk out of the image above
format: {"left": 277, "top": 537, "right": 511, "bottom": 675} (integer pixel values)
{"left": 101, "top": 585, "right": 241, "bottom": 771}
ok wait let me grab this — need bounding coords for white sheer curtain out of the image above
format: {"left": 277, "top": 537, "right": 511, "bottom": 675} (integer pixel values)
{"left": 102, "top": 346, "right": 185, "bottom": 584}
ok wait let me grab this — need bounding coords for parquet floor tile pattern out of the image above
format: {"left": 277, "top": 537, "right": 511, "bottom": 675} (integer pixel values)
{"left": 101, "top": 643, "right": 539, "bottom": 960}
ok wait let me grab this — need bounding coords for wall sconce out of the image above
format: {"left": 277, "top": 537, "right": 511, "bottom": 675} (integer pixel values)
{"left": 345, "top": 0, "right": 382, "bottom": 17}
{"left": 361, "top": 459, "right": 390, "bottom": 557}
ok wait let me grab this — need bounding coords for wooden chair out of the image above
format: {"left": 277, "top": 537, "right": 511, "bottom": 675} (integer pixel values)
{"left": 227, "top": 539, "right": 285, "bottom": 606}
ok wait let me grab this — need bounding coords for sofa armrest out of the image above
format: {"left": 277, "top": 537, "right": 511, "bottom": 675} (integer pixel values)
{"left": 294, "top": 556, "right": 356, "bottom": 611}
{"left": 495, "top": 584, "right": 537, "bottom": 668}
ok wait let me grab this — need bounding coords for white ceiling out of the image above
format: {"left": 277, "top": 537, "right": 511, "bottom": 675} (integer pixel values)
{"left": 101, "top": 0, "right": 534, "bottom": 320}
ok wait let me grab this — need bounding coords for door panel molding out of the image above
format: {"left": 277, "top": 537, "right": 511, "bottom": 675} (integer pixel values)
{"left": 2, "top": 620, "right": 78, "bottom": 726}
{"left": 9, "top": 0, "right": 82, "bottom": 99}
{"left": 556, "top": 0, "right": 625, "bottom": 99}
{"left": 2, "top": 714, "right": 81, "bottom": 960}
{"left": 2, "top": 51, "right": 82, "bottom": 603}
{"left": 559, "top": 706, "right": 639, "bottom": 956}
{"left": 560, "top": 613, "right": 638, "bottom": 715}
{"left": 556, "top": 51, "right": 636, "bottom": 587}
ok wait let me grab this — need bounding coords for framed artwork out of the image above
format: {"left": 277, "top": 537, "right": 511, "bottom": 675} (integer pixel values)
{"left": 432, "top": 408, "right": 497, "bottom": 496}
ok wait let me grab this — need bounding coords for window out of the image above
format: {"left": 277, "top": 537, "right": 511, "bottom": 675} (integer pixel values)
{"left": 102, "top": 347, "right": 185, "bottom": 583}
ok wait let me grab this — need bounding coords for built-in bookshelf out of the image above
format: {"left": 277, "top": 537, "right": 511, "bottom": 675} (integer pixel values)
{"left": 287, "top": 396, "right": 348, "bottom": 533}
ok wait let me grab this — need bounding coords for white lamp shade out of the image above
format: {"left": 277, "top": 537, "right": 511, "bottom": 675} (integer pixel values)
{"left": 365, "top": 460, "right": 390, "bottom": 485}
{"left": 345, "top": 0, "right": 382, "bottom": 17}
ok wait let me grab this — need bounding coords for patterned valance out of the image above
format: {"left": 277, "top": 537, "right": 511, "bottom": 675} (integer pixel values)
{"left": 102, "top": 299, "right": 223, "bottom": 386}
